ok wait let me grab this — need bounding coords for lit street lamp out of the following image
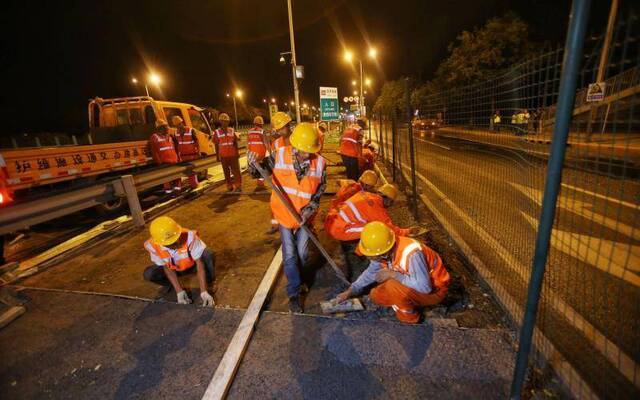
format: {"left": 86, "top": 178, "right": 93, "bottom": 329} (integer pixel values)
{"left": 226, "top": 90, "right": 243, "bottom": 130}
{"left": 131, "top": 73, "right": 162, "bottom": 97}
{"left": 343, "top": 47, "right": 377, "bottom": 117}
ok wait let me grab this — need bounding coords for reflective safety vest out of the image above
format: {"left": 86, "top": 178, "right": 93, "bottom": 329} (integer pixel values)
{"left": 144, "top": 229, "right": 199, "bottom": 271}
{"left": 215, "top": 128, "right": 238, "bottom": 158}
{"left": 339, "top": 126, "right": 362, "bottom": 157}
{"left": 324, "top": 191, "right": 408, "bottom": 241}
{"left": 271, "top": 146, "right": 326, "bottom": 229}
{"left": 330, "top": 181, "right": 362, "bottom": 209}
{"left": 149, "top": 132, "right": 179, "bottom": 164}
{"left": 247, "top": 127, "right": 267, "bottom": 157}
{"left": 272, "top": 136, "right": 286, "bottom": 151}
{"left": 176, "top": 126, "right": 199, "bottom": 161}
{"left": 385, "top": 237, "right": 450, "bottom": 292}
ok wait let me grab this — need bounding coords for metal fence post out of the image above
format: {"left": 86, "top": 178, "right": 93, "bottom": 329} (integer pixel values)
{"left": 121, "top": 175, "right": 145, "bottom": 227}
{"left": 378, "top": 114, "right": 384, "bottom": 159}
{"left": 404, "top": 78, "right": 419, "bottom": 217}
{"left": 509, "top": 0, "right": 591, "bottom": 398}
{"left": 391, "top": 111, "right": 397, "bottom": 182}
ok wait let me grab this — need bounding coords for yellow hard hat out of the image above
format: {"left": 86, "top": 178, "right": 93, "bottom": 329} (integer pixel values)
{"left": 253, "top": 116, "right": 264, "bottom": 125}
{"left": 155, "top": 119, "right": 168, "bottom": 128}
{"left": 150, "top": 216, "right": 182, "bottom": 246}
{"left": 338, "top": 178, "right": 356, "bottom": 188}
{"left": 219, "top": 113, "right": 231, "bottom": 122}
{"left": 358, "top": 170, "right": 378, "bottom": 187}
{"left": 271, "top": 111, "right": 292, "bottom": 130}
{"left": 358, "top": 221, "right": 396, "bottom": 257}
{"left": 378, "top": 183, "right": 399, "bottom": 201}
{"left": 290, "top": 122, "right": 321, "bottom": 153}
{"left": 171, "top": 115, "right": 183, "bottom": 126}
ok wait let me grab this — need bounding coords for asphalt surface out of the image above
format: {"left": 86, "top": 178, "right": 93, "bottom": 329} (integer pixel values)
{"left": 373, "top": 123, "right": 640, "bottom": 398}
{"left": 0, "top": 290, "right": 242, "bottom": 400}
{"left": 227, "top": 312, "right": 514, "bottom": 400}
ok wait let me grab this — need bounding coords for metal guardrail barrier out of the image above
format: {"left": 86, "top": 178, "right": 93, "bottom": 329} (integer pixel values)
{"left": 0, "top": 155, "right": 221, "bottom": 235}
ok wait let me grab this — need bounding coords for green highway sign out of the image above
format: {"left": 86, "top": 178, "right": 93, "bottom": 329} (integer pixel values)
{"left": 319, "top": 86, "right": 339, "bottom": 121}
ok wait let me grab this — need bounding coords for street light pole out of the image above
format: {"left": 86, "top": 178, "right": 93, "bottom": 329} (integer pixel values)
{"left": 144, "top": 84, "right": 150, "bottom": 97}
{"left": 232, "top": 96, "right": 239, "bottom": 131}
{"left": 286, "top": 0, "right": 301, "bottom": 124}
{"left": 359, "top": 60, "right": 364, "bottom": 117}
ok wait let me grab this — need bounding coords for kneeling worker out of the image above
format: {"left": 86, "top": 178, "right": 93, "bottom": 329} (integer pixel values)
{"left": 143, "top": 216, "right": 216, "bottom": 307}
{"left": 336, "top": 221, "right": 450, "bottom": 324}
{"left": 330, "top": 169, "right": 379, "bottom": 210}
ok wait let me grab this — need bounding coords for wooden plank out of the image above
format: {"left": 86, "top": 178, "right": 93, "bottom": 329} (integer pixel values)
{"left": 201, "top": 247, "right": 283, "bottom": 400}
{"left": 0, "top": 306, "right": 26, "bottom": 330}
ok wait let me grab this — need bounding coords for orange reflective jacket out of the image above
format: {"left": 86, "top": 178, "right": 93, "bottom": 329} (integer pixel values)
{"left": 324, "top": 191, "right": 408, "bottom": 241}
{"left": 247, "top": 127, "right": 267, "bottom": 157}
{"left": 271, "top": 146, "right": 326, "bottom": 229}
{"left": 330, "top": 181, "right": 362, "bottom": 209}
{"left": 144, "top": 229, "right": 199, "bottom": 271}
{"left": 149, "top": 132, "right": 179, "bottom": 164}
{"left": 215, "top": 128, "right": 239, "bottom": 158}
{"left": 339, "top": 126, "right": 362, "bottom": 157}
{"left": 385, "top": 236, "right": 450, "bottom": 292}
{"left": 272, "top": 136, "right": 287, "bottom": 151}
{"left": 176, "top": 126, "right": 199, "bottom": 161}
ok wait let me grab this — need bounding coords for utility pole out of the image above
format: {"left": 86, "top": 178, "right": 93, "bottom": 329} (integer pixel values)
{"left": 232, "top": 96, "right": 239, "bottom": 131}
{"left": 359, "top": 60, "right": 364, "bottom": 117}
{"left": 286, "top": 0, "right": 301, "bottom": 124}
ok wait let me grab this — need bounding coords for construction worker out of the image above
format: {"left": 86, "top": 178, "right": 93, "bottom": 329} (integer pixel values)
{"left": 143, "top": 216, "right": 216, "bottom": 307}
{"left": 336, "top": 221, "right": 450, "bottom": 324}
{"left": 270, "top": 111, "right": 292, "bottom": 150}
{"left": 213, "top": 113, "right": 241, "bottom": 192}
{"left": 149, "top": 119, "right": 181, "bottom": 194}
{"left": 171, "top": 115, "right": 200, "bottom": 189}
{"left": 330, "top": 169, "right": 379, "bottom": 209}
{"left": 325, "top": 183, "right": 415, "bottom": 279}
{"left": 317, "top": 121, "right": 327, "bottom": 153}
{"left": 250, "top": 122, "right": 326, "bottom": 313}
{"left": 247, "top": 116, "right": 268, "bottom": 190}
{"left": 339, "top": 118, "right": 365, "bottom": 180}
{"left": 360, "top": 140, "right": 377, "bottom": 172}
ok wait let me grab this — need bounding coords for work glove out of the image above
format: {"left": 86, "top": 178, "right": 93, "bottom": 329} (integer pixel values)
{"left": 200, "top": 291, "right": 215, "bottom": 308}
{"left": 300, "top": 204, "right": 317, "bottom": 224}
{"left": 408, "top": 226, "right": 429, "bottom": 237}
{"left": 176, "top": 290, "right": 192, "bottom": 305}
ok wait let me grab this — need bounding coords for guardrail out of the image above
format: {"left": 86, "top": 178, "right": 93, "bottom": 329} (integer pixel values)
{"left": 0, "top": 155, "right": 221, "bottom": 235}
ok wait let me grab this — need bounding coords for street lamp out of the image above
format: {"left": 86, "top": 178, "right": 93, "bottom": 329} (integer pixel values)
{"left": 342, "top": 46, "right": 377, "bottom": 117}
{"left": 227, "top": 90, "right": 242, "bottom": 130}
{"left": 271, "top": 98, "right": 276, "bottom": 103}
{"left": 351, "top": 80, "right": 357, "bottom": 86}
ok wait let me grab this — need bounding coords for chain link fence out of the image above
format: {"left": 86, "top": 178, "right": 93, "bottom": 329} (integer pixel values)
{"left": 372, "top": 10, "right": 639, "bottom": 399}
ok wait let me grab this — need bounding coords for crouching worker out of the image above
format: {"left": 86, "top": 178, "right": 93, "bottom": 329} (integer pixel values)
{"left": 336, "top": 221, "right": 450, "bottom": 324}
{"left": 330, "top": 169, "right": 379, "bottom": 210}
{"left": 143, "top": 216, "right": 216, "bottom": 307}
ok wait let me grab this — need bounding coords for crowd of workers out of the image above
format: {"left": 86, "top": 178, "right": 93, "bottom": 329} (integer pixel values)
{"left": 143, "top": 112, "right": 450, "bottom": 324}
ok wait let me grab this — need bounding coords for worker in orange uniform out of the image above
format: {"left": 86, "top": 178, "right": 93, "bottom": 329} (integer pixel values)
{"left": 247, "top": 116, "right": 268, "bottom": 190}
{"left": 250, "top": 123, "right": 326, "bottom": 313}
{"left": 360, "top": 140, "right": 377, "bottom": 172}
{"left": 171, "top": 116, "right": 200, "bottom": 190}
{"left": 339, "top": 118, "right": 365, "bottom": 180}
{"left": 213, "top": 113, "right": 241, "bottom": 192}
{"left": 270, "top": 111, "right": 293, "bottom": 150}
{"left": 143, "top": 216, "right": 216, "bottom": 307}
{"left": 317, "top": 121, "right": 327, "bottom": 153}
{"left": 330, "top": 169, "right": 379, "bottom": 210}
{"left": 325, "top": 183, "right": 414, "bottom": 279}
{"left": 336, "top": 221, "right": 450, "bottom": 324}
{"left": 149, "top": 119, "right": 181, "bottom": 194}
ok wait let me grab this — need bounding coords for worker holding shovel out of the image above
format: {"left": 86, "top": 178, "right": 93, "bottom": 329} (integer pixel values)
{"left": 249, "top": 123, "right": 327, "bottom": 313}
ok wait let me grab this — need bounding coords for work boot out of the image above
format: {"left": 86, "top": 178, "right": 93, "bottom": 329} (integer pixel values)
{"left": 288, "top": 296, "right": 303, "bottom": 313}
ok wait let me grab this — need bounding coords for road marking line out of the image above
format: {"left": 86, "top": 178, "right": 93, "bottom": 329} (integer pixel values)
{"left": 202, "top": 246, "right": 283, "bottom": 400}
{"left": 399, "top": 163, "right": 640, "bottom": 388}
{"left": 511, "top": 182, "right": 640, "bottom": 241}
{"left": 521, "top": 212, "right": 640, "bottom": 287}
{"left": 415, "top": 137, "right": 451, "bottom": 150}
{"left": 561, "top": 183, "right": 638, "bottom": 210}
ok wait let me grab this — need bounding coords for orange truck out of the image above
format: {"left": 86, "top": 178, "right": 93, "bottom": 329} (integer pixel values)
{"left": 0, "top": 96, "right": 215, "bottom": 211}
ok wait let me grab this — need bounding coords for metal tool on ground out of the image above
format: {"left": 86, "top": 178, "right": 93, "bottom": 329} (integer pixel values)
{"left": 320, "top": 297, "right": 364, "bottom": 314}
{"left": 252, "top": 161, "right": 349, "bottom": 285}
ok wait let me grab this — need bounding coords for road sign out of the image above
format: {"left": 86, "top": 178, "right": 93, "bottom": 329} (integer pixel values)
{"left": 268, "top": 104, "right": 278, "bottom": 119}
{"left": 349, "top": 104, "right": 358, "bottom": 111}
{"left": 343, "top": 96, "right": 349, "bottom": 103}
{"left": 348, "top": 96, "right": 354, "bottom": 102}
{"left": 586, "top": 82, "right": 606, "bottom": 102}
{"left": 319, "top": 86, "right": 339, "bottom": 121}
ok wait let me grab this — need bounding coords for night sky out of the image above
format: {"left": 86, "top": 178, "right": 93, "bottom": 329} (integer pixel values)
{"left": 0, "top": 0, "right": 613, "bottom": 134}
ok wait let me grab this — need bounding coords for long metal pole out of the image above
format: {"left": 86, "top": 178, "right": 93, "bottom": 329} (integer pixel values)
{"left": 233, "top": 97, "right": 239, "bottom": 131}
{"left": 404, "top": 78, "right": 418, "bottom": 217}
{"left": 359, "top": 60, "right": 364, "bottom": 117}
{"left": 144, "top": 84, "right": 150, "bottom": 97}
{"left": 597, "top": 0, "right": 618, "bottom": 82}
{"left": 287, "top": 0, "right": 301, "bottom": 123}
{"left": 509, "top": 0, "right": 591, "bottom": 398}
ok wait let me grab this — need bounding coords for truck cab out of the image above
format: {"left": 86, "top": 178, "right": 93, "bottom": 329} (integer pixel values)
{"left": 88, "top": 96, "right": 215, "bottom": 155}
